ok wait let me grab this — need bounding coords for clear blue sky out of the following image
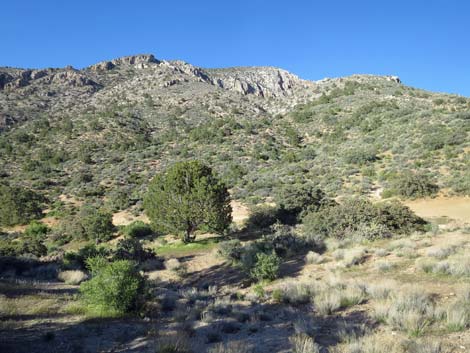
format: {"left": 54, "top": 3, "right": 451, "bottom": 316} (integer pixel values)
{"left": 2, "top": 0, "right": 469, "bottom": 96}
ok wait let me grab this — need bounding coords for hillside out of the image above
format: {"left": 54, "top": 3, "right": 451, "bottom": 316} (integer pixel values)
{"left": 0, "top": 54, "right": 468, "bottom": 214}
{"left": 1, "top": 54, "right": 470, "bottom": 353}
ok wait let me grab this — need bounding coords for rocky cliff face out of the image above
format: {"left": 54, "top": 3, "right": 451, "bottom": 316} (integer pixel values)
{"left": 0, "top": 54, "right": 402, "bottom": 130}
{"left": 207, "top": 66, "right": 313, "bottom": 97}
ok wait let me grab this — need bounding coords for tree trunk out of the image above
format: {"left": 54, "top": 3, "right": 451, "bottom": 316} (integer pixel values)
{"left": 183, "top": 225, "right": 196, "bottom": 243}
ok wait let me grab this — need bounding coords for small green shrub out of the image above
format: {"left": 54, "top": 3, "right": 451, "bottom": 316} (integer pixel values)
{"left": 123, "top": 220, "right": 153, "bottom": 238}
{"left": 114, "top": 238, "right": 155, "bottom": 262}
{"left": 250, "top": 251, "right": 280, "bottom": 281}
{"left": 80, "top": 257, "right": 146, "bottom": 315}
{"left": 78, "top": 205, "right": 115, "bottom": 242}
{"left": 24, "top": 221, "right": 49, "bottom": 239}
{"left": 63, "top": 243, "right": 110, "bottom": 270}
{"left": 245, "top": 205, "right": 279, "bottom": 230}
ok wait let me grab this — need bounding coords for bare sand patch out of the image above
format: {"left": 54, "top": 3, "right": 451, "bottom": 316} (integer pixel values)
{"left": 405, "top": 196, "right": 470, "bottom": 223}
{"left": 231, "top": 200, "right": 250, "bottom": 226}
{"left": 112, "top": 210, "right": 149, "bottom": 226}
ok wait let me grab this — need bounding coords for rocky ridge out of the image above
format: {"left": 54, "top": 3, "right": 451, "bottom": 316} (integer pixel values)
{"left": 0, "top": 54, "right": 403, "bottom": 131}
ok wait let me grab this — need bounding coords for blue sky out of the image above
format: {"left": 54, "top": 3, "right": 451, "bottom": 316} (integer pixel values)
{"left": 2, "top": 0, "right": 469, "bottom": 95}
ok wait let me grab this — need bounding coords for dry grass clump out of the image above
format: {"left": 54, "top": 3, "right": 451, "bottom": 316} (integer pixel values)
{"left": 372, "top": 288, "right": 436, "bottom": 337}
{"left": 416, "top": 255, "right": 470, "bottom": 277}
{"left": 374, "top": 248, "right": 388, "bottom": 257}
{"left": 341, "top": 247, "right": 367, "bottom": 267}
{"left": 444, "top": 286, "right": 470, "bottom": 332}
{"left": 366, "top": 280, "right": 396, "bottom": 300}
{"left": 155, "top": 330, "right": 192, "bottom": 353}
{"left": 305, "top": 251, "right": 324, "bottom": 264}
{"left": 374, "top": 260, "right": 397, "bottom": 272}
{"left": 314, "top": 289, "right": 342, "bottom": 315}
{"left": 289, "top": 333, "right": 321, "bottom": 353}
{"left": 209, "top": 341, "right": 253, "bottom": 353}
{"left": 164, "top": 258, "right": 188, "bottom": 277}
{"left": 165, "top": 258, "right": 182, "bottom": 271}
{"left": 278, "top": 280, "right": 315, "bottom": 305}
{"left": 331, "top": 331, "right": 449, "bottom": 353}
{"left": 330, "top": 332, "right": 402, "bottom": 353}
{"left": 58, "top": 270, "right": 88, "bottom": 285}
{"left": 313, "top": 277, "right": 367, "bottom": 315}
{"left": 387, "top": 239, "right": 417, "bottom": 252}
{"left": 426, "top": 245, "right": 458, "bottom": 259}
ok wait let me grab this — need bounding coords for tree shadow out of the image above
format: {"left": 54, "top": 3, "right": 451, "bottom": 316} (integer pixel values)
{"left": 186, "top": 262, "right": 249, "bottom": 289}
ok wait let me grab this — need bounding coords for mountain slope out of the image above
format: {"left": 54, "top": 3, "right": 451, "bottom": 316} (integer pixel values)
{"left": 0, "top": 54, "right": 468, "bottom": 212}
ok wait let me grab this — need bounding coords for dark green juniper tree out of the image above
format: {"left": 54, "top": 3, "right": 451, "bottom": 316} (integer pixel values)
{"left": 144, "top": 161, "right": 232, "bottom": 243}
{"left": 0, "top": 184, "right": 44, "bottom": 226}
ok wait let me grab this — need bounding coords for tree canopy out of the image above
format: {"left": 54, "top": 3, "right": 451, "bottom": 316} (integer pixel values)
{"left": 144, "top": 161, "right": 232, "bottom": 243}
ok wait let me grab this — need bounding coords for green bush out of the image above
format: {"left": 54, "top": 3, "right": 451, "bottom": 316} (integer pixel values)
{"left": 250, "top": 251, "right": 280, "bottom": 281}
{"left": 245, "top": 205, "right": 279, "bottom": 230}
{"left": 275, "top": 184, "right": 333, "bottom": 224}
{"left": 0, "top": 184, "right": 44, "bottom": 226}
{"left": 123, "top": 220, "right": 153, "bottom": 238}
{"left": 114, "top": 238, "right": 155, "bottom": 262}
{"left": 302, "top": 198, "right": 426, "bottom": 239}
{"left": 63, "top": 243, "right": 110, "bottom": 270}
{"left": 217, "top": 239, "right": 243, "bottom": 263}
{"left": 80, "top": 257, "right": 146, "bottom": 315}
{"left": 24, "top": 221, "right": 49, "bottom": 239}
{"left": 144, "top": 161, "right": 232, "bottom": 243}
{"left": 386, "top": 172, "right": 439, "bottom": 199}
{"left": 78, "top": 205, "right": 115, "bottom": 242}
{"left": 0, "top": 236, "right": 47, "bottom": 258}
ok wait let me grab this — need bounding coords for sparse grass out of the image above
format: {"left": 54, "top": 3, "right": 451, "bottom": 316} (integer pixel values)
{"left": 155, "top": 238, "right": 220, "bottom": 256}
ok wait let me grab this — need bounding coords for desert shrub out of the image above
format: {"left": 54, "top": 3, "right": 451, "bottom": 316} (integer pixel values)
{"left": 351, "top": 222, "right": 392, "bottom": 241}
{"left": 105, "top": 189, "right": 133, "bottom": 212}
{"left": 80, "top": 257, "right": 146, "bottom": 315}
{"left": 123, "top": 220, "right": 153, "bottom": 238}
{"left": 245, "top": 204, "right": 279, "bottom": 230}
{"left": 0, "top": 236, "right": 47, "bottom": 258}
{"left": 113, "top": 238, "right": 155, "bottom": 262}
{"left": 63, "top": 243, "right": 110, "bottom": 270}
{"left": 250, "top": 251, "right": 280, "bottom": 281}
{"left": 343, "top": 147, "right": 378, "bottom": 166}
{"left": 0, "top": 184, "right": 44, "bottom": 226}
{"left": 217, "top": 239, "right": 243, "bottom": 263}
{"left": 302, "top": 198, "right": 426, "bottom": 239}
{"left": 78, "top": 205, "right": 115, "bottom": 241}
{"left": 386, "top": 172, "right": 439, "bottom": 199}
{"left": 144, "top": 161, "right": 231, "bottom": 243}
{"left": 264, "top": 223, "right": 310, "bottom": 257}
{"left": 275, "top": 184, "right": 332, "bottom": 224}
{"left": 24, "top": 221, "right": 49, "bottom": 239}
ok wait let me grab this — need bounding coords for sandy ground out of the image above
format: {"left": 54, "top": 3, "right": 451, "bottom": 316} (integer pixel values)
{"left": 231, "top": 200, "right": 250, "bottom": 226}
{"left": 112, "top": 210, "right": 149, "bottom": 226}
{"left": 405, "top": 196, "right": 470, "bottom": 223}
